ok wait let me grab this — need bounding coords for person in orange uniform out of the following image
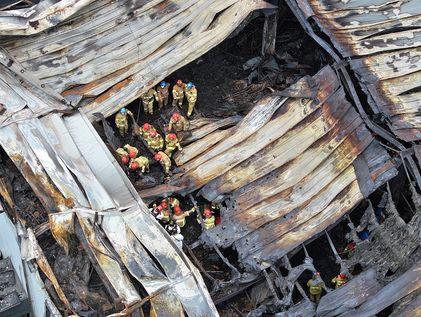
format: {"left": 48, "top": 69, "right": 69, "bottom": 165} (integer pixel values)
{"left": 307, "top": 272, "right": 325, "bottom": 304}
{"left": 172, "top": 80, "right": 185, "bottom": 107}
{"left": 154, "top": 151, "right": 171, "bottom": 175}
{"left": 164, "top": 133, "right": 182, "bottom": 157}
{"left": 171, "top": 206, "right": 196, "bottom": 228}
{"left": 168, "top": 112, "right": 188, "bottom": 133}
{"left": 185, "top": 82, "right": 197, "bottom": 117}
{"left": 331, "top": 273, "right": 347, "bottom": 289}
{"left": 156, "top": 81, "right": 170, "bottom": 109}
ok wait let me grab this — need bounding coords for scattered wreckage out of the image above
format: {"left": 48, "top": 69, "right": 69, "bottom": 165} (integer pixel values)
{"left": 0, "top": 0, "right": 420, "bottom": 316}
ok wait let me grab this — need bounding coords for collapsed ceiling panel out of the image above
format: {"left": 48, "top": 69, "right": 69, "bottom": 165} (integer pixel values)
{"left": 140, "top": 65, "right": 397, "bottom": 271}
{"left": 290, "top": 0, "right": 421, "bottom": 141}
{"left": 0, "top": 0, "right": 272, "bottom": 120}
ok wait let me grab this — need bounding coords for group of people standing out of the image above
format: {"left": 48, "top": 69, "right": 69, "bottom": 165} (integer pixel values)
{"left": 141, "top": 80, "right": 197, "bottom": 117}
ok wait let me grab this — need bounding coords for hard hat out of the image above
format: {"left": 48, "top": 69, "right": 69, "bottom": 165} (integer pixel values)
{"left": 154, "top": 153, "right": 162, "bottom": 161}
{"left": 176, "top": 80, "right": 183, "bottom": 86}
{"left": 187, "top": 82, "right": 194, "bottom": 89}
{"left": 130, "top": 161, "right": 139, "bottom": 171}
{"left": 143, "top": 123, "right": 151, "bottom": 130}
{"left": 174, "top": 206, "right": 182, "bottom": 214}
{"left": 128, "top": 150, "right": 137, "bottom": 159}
{"left": 171, "top": 112, "right": 180, "bottom": 121}
{"left": 121, "top": 156, "right": 129, "bottom": 165}
{"left": 313, "top": 272, "right": 320, "bottom": 277}
{"left": 339, "top": 273, "right": 346, "bottom": 279}
{"left": 120, "top": 108, "right": 127, "bottom": 114}
{"left": 160, "top": 81, "right": 166, "bottom": 88}
{"left": 168, "top": 133, "right": 177, "bottom": 140}
{"left": 203, "top": 208, "right": 212, "bottom": 218}
{"left": 150, "top": 130, "right": 157, "bottom": 138}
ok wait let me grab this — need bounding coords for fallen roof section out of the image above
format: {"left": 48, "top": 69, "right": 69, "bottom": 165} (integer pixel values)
{"left": 0, "top": 0, "right": 272, "bottom": 121}
{"left": 0, "top": 111, "right": 218, "bottom": 315}
{"left": 290, "top": 0, "right": 421, "bottom": 141}
{"left": 143, "top": 65, "right": 397, "bottom": 271}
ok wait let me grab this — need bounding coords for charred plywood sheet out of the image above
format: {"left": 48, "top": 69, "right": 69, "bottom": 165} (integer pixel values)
{"left": 0, "top": 0, "right": 272, "bottom": 120}
{"left": 291, "top": 0, "right": 421, "bottom": 141}
{"left": 165, "top": 66, "right": 396, "bottom": 271}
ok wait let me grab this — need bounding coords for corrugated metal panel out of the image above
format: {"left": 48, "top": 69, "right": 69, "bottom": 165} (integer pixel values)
{"left": 0, "top": 123, "right": 68, "bottom": 212}
{"left": 0, "top": 0, "right": 271, "bottom": 120}
{"left": 39, "top": 113, "right": 116, "bottom": 210}
{"left": 122, "top": 205, "right": 220, "bottom": 316}
{"left": 292, "top": 0, "right": 421, "bottom": 141}
{"left": 154, "top": 66, "right": 397, "bottom": 271}
{"left": 101, "top": 213, "right": 185, "bottom": 317}
{"left": 63, "top": 112, "right": 138, "bottom": 210}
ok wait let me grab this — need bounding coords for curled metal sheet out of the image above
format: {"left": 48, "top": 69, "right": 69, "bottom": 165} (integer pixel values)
{"left": 39, "top": 113, "right": 116, "bottom": 210}
{"left": 291, "top": 0, "right": 421, "bottom": 141}
{"left": 64, "top": 112, "right": 138, "bottom": 210}
{"left": 75, "top": 212, "right": 141, "bottom": 306}
{"left": 18, "top": 118, "right": 90, "bottom": 208}
{"left": 0, "top": 123, "right": 68, "bottom": 211}
{"left": 101, "top": 212, "right": 185, "bottom": 317}
{"left": 165, "top": 66, "right": 396, "bottom": 271}
{"left": 122, "top": 206, "right": 219, "bottom": 317}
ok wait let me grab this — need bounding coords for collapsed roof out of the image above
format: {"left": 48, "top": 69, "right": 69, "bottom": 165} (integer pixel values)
{"left": 0, "top": 0, "right": 420, "bottom": 316}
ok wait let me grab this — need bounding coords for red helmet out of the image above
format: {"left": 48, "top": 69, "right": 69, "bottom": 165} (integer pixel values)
{"left": 150, "top": 130, "right": 157, "bottom": 138}
{"left": 161, "top": 200, "right": 168, "bottom": 208}
{"left": 143, "top": 123, "right": 151, "bottom": 130}
{"left": 313, "top": 272, "right": 320, "bottom": 277}
{"left": 171, "top": 112, "right": 180, "bottom": 121}
{"left": 121, "top": 156, "right": 129, "bottom": 165}
{"left": 174, "top": 206, "right": 182, "bottom": 214}
{"left": 128, "top": 150, "right": 137, "bottom": 159}
{"left": 168, "top": 133, "right": 177, "bottom": 140}
{"left": 130, "top": 161, "right": 139, "bottom": 171}
{"left": 339, "top": 273, "right": 346, "bottom": 279}
{"left": 176, "top": 80, "right": 183, "bottom": 86}
{"left": 203, "top": 208, "right": 212, "bottom": 218}
{"left": 154, "top": 153, "right": 162, "bottom": 161}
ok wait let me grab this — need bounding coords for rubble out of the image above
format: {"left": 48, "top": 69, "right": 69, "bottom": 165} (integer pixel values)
{"left": 0, "top": 0, "right": 420, "bottom": 316}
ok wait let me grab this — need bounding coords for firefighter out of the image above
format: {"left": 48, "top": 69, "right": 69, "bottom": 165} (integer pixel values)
{"left": 147, "top": 130, "right": 164, "bottom": 152}
{"left": 342, "top": 241, "right": 356, "bottom": 258}
{"left": 307, "top": 272, "right": 325, "bottom": 304}
{"left": 153, "top": 200, "right": 171, "bottom": 223}
{"left": 164, "top": 133, "right": 182, "bottom": 157}
{"left": 116, "top": 148, "right": 129, "bottom": 165}
{"left": 123, "top": 144, "right": 138, "bottom": 159}
{"left": 168, "top": 197, "right": 180, "bottom": 209}
{"left": 141, "top": 88, "right": 158, "bottom": 115}
{"left": 172, "top": 206, "right": 196, "bottom": 228}
{"left": 138, "top": 123, "right": 156, "bottom": 141}
{"left": 201, "top": 208, "right": 215, "bottom": 230}
{"left": 185, "top": 82, "right": 197, "bottom": 117}
{"left": 154, "top": 151, "right": 171, "bottom": 174}
{"left": 172, "top": 80, "right": 185, "bottom": 107}
{"left": 115, "top": 108, "right": 132, "bottom": 136}
{"left": 156, "top": 81, "right": 170, "bottom": 109}
{"left": 168, "top": 112, "right": 188, "bottom": 133}
{"left": 129, "top": 156, "right": 150, "bottom": 174}
{"left": 331, "top": 273, "right": 347, "bottom": 289}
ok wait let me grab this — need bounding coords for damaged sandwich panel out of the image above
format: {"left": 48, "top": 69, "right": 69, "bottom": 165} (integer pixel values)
{"left": 174, "top": 66, "right": 339, "bottom": 194}
{"left": 290, "top": 0, "right": 421, "bottom": 142}
{"left": 122, "top": 205, "right": 219, "bottom": 317}
{"left": 74, "top": 211, "right": 141, "bottom": 307}
{"left": 101, "top": 213, "right": 185, "bottom": 317}
{"left": 0, "top": 123, "right": 69, "bottom": 212}
{"left": 0, "top": 0, "right": 271, "bottom": 119}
